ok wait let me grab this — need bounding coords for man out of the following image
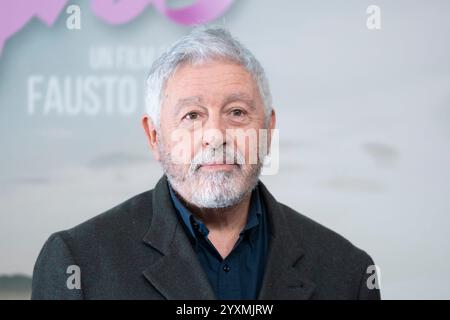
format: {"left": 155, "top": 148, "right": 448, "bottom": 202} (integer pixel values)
{"left": 32, "top": 27, "right": 380, "bottom": 300}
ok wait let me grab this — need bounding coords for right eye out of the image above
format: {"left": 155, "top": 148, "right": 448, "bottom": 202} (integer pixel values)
{"left": 183, "top": 112, "right": 200, "bottom": 120}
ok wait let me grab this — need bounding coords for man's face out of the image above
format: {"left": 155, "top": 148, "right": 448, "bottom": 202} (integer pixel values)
{"left": 147, "top": 60, "right": 275, "bottom": 208}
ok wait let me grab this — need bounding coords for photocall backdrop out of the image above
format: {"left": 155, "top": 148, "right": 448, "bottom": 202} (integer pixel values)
{"left": 0, "top": 0, "right": 449, "bottom": 299}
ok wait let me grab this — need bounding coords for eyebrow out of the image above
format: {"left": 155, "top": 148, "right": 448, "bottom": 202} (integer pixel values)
{"left": 172, "top": 92, "right": 256, "bottom": 117}
{"left": 172, "top": 96, "right": 204, "bottom": 116}
{"left": 222, "top": 92, "right": 256, "bottom": 111}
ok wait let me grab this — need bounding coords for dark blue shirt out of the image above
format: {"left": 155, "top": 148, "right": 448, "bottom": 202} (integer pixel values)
{"left": 168, "top": 182, "right": 269, "bottom": 300}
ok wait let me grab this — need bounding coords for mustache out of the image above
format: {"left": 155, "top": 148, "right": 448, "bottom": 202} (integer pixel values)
{"left": 188, "top": 147, "right": 245, "bottom": 173}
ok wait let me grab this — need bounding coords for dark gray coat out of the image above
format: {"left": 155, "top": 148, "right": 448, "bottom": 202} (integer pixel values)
{"left": 31, "top": 175, "right": 381, "bottom": 300}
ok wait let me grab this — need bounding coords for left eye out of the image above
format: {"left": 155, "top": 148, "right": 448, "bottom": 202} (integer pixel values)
{"left": 230, "top": 109, "right": 245, "bottom": 117}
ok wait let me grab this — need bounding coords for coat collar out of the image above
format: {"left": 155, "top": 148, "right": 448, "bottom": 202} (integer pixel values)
{"left": 142, "top": 175, "right": 316, "bottom": 300}
{"left": 142, "top": 175, "right": 216, "bottom": 299}
{"left": 256, "top": 181, "right": 316, "bottom": 299}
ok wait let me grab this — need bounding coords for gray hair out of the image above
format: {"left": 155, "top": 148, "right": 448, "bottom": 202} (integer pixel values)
{"left": 145, "top": 26, "right": 272, "bottom": 128}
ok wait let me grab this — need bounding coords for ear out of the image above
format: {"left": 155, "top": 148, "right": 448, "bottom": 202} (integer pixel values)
{"left": 269, "top": 108, "right": 276, "bottom": 131}
{"left": 141, "top": 114, "right": 161, "bottom": 162}
{"left": 267, "top": 108, "right": 276, "bottom": 153}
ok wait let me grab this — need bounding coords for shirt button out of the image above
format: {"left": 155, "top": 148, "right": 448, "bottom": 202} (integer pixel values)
{"left": 223, "top": 264, "right": 231, "bottom": 272}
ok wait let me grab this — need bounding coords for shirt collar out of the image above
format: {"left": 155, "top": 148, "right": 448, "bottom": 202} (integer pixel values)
{"left": 167, "top": 181, "right": 262, "bottom": 240}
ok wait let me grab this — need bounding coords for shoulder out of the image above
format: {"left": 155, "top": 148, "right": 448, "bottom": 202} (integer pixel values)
{"left": 67, "top": 189, "right": 152, "bottom": 237}
{"left": 32, "top": 189, "right": 155, "bottom": 299}
{"left": 278, "top": 202, "right": 374, "bottom": 269}
{"left": 45, "top": 189, "right": 155, "bottom": 261}
{"left": 277, "top": 202, "right": 380, "bottom": 299}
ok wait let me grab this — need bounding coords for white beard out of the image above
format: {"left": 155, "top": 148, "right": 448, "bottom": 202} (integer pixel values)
{"left": 159, "top": 141, "right": 262, "bottom": 209}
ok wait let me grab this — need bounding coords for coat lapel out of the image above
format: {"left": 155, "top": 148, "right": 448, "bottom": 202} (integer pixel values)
{"left": 141, "top": 175, "right": 316, "bottom": 300}
{"left": 257, "top": 181, "right": 316, "bottom": 300}
{"left": 142, "top": 175, "right": 216, "bottom": 299}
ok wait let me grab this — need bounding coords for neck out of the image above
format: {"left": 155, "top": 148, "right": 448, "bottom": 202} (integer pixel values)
{"left": 185, "top": 191, "right": 252, "bottom": 233}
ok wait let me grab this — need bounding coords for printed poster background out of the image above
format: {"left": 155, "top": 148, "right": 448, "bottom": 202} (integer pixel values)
{"left": 0, "top": 0, "right": 449, "bottom": 299}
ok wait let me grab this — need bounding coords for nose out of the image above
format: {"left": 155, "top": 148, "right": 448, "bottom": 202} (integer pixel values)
{"left": 201, "top": 114, "right": 228, "bottom": 149}
{"left": 202, "top": 128, "right": 226, "bottom": 149}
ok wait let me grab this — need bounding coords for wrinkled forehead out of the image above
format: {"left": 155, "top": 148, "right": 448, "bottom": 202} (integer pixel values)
{"left": 162, "top": 60, "right": 262, "bottom": 109}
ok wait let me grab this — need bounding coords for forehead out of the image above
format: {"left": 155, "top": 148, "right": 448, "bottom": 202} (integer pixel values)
{"left": 163, "top": 60, "right": 259, "bottom": 102}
